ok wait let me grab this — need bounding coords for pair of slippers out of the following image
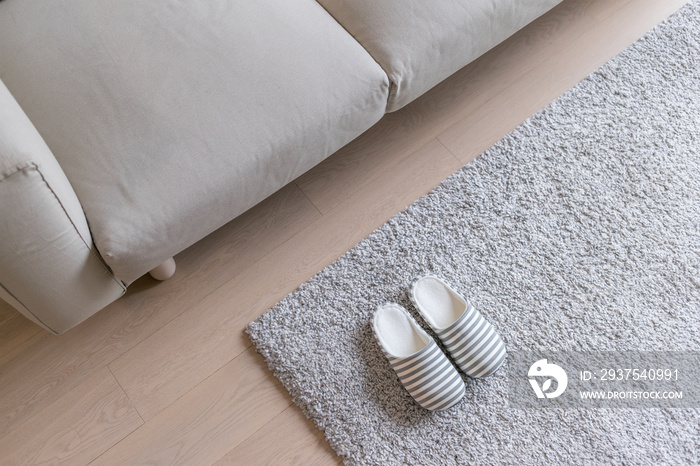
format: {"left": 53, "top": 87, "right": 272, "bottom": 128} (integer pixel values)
{"left": 372, "top": 274, "right": 506, "bottom": 411}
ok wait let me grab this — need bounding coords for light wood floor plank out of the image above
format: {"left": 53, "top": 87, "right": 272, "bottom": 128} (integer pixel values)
{"left": 108, "top": 139, "right": 461, "bottom": 421}
{"left": 214, "top": 405, "right": 340, "bottom": 466}
{"left": 0, "top": 299, "right": 42, "bottom": 361}
{"left": 0, "top": 331, "right": 45, "bottom": 368}
{"left": 92, "top": 347, "right": 290, "bottom": 466}
{"left": 584, "top": 0, "right": 631, "bottom": 22}
{"left": 0, "top": 368, "right": 142, "bottom": 465}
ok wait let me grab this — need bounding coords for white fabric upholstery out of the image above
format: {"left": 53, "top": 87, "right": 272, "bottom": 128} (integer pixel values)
{"left": 0, "top": 79, "right": 125, "bottom": 334}
{"left": 317, "top": 0, "right": 563, "bottom": 111}
{"left": 0, "top": 0, "right": 389, "bottom": 283}
{"left": 0, "top": 0, "right": 558, "bottom": 333}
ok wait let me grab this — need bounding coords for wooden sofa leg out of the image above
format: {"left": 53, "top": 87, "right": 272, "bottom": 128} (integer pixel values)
{"left": 149, "top": 257, "right": 176, "bottom": 280}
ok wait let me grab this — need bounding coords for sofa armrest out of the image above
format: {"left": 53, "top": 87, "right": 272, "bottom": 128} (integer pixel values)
{"left": 0, "top": 79, "right": 125, "bottom": 334}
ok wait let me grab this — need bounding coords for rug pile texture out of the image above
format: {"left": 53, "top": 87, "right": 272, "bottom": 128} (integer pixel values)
{"left": 248, "top": 2, "right": 700, "bottom": 464}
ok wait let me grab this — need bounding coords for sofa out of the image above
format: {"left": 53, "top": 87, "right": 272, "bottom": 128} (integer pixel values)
{"left": 0, "top": 0, "right": 561, "bottom": 334}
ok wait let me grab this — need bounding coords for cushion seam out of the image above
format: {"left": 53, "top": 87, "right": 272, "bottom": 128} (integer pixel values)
{"left": 313, "top": 1, "right": 396, "bottom": 113}
{"left": 0, "top": 161, "right": 34, "bottom": 182}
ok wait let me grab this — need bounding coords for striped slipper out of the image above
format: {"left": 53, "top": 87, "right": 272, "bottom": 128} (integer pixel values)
{"left": 372, "top": 303, "right": 465, "bottom": 411}
{"left": 409, "top": 275, "right": 506, "bottom": 378}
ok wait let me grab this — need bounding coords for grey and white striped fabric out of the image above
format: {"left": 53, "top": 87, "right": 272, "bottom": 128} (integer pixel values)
{"left": 373, "top": 304, "right": 465, "bottom": 411}
{"left": 435, "top": 302, "right": 506, "bottom": 378}
{"left": 382, "top": 339, "right": 466, "bottom": 411}
{"left": 410, "top": 275, "right": 506, "bottom": 378}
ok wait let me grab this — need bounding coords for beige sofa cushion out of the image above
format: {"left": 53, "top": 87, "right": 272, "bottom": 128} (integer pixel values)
{"left": 0, "top": 0, "right": 389, "bottom": 283}
{"left": 0, "top": 79, "right": 125, "bottom": 334}
{"left": 317, "top": 0, "right": 562, "bottom": 111}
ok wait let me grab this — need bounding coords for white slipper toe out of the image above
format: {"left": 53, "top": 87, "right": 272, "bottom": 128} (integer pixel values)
{"left": 410, "top": 275, "right": 506, "bottom": 378}
{"left": 372, "top": 303, "right": 465, "bottom": 411}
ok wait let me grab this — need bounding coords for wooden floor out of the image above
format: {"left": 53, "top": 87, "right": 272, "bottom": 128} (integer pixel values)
{"left": 0, "top": 0, "right": 691, "bottom": 463}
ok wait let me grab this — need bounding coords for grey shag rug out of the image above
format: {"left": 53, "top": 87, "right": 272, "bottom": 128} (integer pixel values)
{"left": 247, "top": 2, "right": 700, "bottom": 464}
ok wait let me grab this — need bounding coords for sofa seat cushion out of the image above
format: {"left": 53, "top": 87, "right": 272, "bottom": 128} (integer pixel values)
{"left": 317, "top": 0, "right": 561, "bottom": 111}
{"left": 0, "top": 0, "right": 389, "bottom": 283}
